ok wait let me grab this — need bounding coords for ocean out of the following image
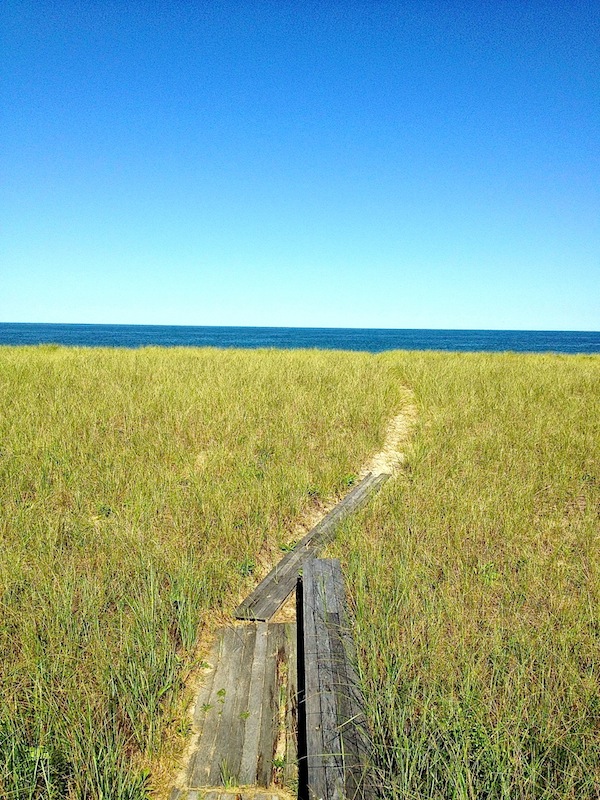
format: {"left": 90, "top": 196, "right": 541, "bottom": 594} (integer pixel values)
{"left": 0, "top": 323, "right": 599, "bottom": 354}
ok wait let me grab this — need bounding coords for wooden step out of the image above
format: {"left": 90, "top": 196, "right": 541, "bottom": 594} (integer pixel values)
{"left": 171, "top": 623, "right": 297, "bottom": 797}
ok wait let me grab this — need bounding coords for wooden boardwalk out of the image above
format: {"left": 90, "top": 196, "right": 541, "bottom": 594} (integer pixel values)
{"left": 170, "top": 623, "right": 297, "bottom": 799}
{"left": 235, "top": 473, "right": 389, "bottom": 622}
{"left": 300, "top": 558, "right": 374, "bottom": 800}
{"left": 171, "top": 469, "right": 390, "bottom": 799}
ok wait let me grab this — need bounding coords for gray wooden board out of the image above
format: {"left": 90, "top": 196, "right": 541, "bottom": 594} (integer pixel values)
{"left": 255, "top": 621, "right": 298, "bottom": 787}
{"left": 284, "top": 621, "right": 299, "bottom": 786}
{"left": 256, "top": 623, "right": 284, "bottom": 786}
{"left": 236, "top": 472, "right": 390, "bottom": 621}
{"left": 208, "top": 625, "right": 256, "bottom": 785}
{"left": 303, "top": 559, "right": 344, "bottom": 800}
{"left": 301, "top": 558, "right": 375, "bottom": 800}
{"left": 301, "top": 557, "right": 325, "bottom": 800}
{"left": 190, "top": 625, "right": 253, "bottom": 786}
{"left": 316, "top": 562, "right": 345, "bottom": 800}
{"left": 179, "top": 623, "right": 297, "bottom": 794}
{"left": 235, "top": 474, "right": 379, "bottom": 621}
{"left": 238, "top": 620, "right": 269, "bottom": 784}
{"left": 190, "top": 626, "right": 243, "bottom": 785}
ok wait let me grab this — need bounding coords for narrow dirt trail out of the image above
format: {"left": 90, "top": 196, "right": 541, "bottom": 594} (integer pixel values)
{"left": 267, "top": 394, "right": 416, "bottom": 624}
{"left": 361, "top": 394, "right": 417, "bottom": 478}
{"left": 288, "top": 391, "right": 417, "bottom": 542}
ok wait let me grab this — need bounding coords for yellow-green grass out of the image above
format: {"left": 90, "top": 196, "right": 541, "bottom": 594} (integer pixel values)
{"left": 0, "top": 345, "right": 402, "bottom": 799}
{"left": 331, "top": 351, "right": 600, "bottom": 799}
{"left": 2, "top": 346, "right": 599, "bottom": 800}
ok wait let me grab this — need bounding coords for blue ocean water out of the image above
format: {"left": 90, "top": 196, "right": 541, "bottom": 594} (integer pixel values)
{"left": 0, "top": 323, "right": 599, "bottom": 354}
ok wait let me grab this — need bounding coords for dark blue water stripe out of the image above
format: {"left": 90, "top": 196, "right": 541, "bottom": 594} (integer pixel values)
{"left": 1, "top": 323, "right": 599, "bottom": 354}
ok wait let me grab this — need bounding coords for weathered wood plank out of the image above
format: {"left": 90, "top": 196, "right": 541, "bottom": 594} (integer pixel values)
{"left": 236, "top": 474, "right": 380, "bottom": 621}
{"left": 317, "top": 565, "right": 346, "bottom": 800}
{"left": 256, "top": 623, "right": 283, "bottom": 786}
{"left": 190, "top": 627, "right": 244, "bottom": 786}
{"left": 208, "top": 625, "right": 256, "bottom": 785}
{"left": 303, "top": 559, "right": 345, "bottom": 800}
{"left": 301, "top": 558, "right": 375, "bottom": 800}
{"left": 284, "top": 621, "right": 299, "bottom": 787}
{"left": 253, "top": 621, "right": 296, "bottom": 787}
{"left": 244, "top": 473, "right": 390, "bottom": 621}
{"left": 301, "top": 557, "right": 325, "bottom": 800}
{"left": 179, "top": 622, "right": 298, "bottom": 795}
{"left": 237, "top": 621, "right": 269, "bottom": 784}
{"left": 236, "top": 472, "right": 390, "bottom": 621}
{"left": 244, "top": 551, "right": 305, "bottom": 621}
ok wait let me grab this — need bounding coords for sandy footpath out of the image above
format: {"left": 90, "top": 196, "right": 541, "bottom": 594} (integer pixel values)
{"left": 361, "top": 396, "right": 416, "bottom": 477}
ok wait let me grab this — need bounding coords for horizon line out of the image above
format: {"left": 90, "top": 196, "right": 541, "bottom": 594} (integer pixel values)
{"left": 1, "top": 321, "right": 599, "bottom": 335}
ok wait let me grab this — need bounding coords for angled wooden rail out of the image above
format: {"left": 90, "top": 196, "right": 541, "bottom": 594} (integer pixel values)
{"left": 299, "top": 558, "right": 374, "bottom": 800}
{"left": 235, "top": 472, "right": 390, "bottom": 621}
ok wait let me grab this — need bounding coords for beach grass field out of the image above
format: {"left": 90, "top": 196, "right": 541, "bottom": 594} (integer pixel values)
{"left": 0, "top": 345, "right": 400, "bottom": 798}
{"left": 1, "top": 345, "right": 599, "bottom": 798}
{"left": 332, "top": 350, "right": 600, "bottom": 799}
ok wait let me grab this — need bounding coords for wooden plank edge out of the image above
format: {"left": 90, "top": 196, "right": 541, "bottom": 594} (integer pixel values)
{"left": 235, "top": 472, "right": 392, "bottom": 621}
{"left": 234, "top": 475, "right": 375, "bottom": 619}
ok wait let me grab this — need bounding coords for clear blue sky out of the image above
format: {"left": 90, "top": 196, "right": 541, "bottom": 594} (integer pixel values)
{"left": 2, "top": 0, "right": 599, "bottom": 330}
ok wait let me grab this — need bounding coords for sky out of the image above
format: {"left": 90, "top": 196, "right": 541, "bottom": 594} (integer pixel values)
{"left": 1, "top": 0, "right": 599, "bottom": 330}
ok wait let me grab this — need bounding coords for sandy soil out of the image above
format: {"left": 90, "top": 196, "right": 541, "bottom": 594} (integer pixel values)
{"left": 360, "top": 400, "right": 417, "bottom": 478}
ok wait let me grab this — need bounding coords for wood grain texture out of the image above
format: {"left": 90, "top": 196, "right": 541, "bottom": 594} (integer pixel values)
{"left": 256, "top": 623, "right": 284, "bottom": 787}
{"left": 301, "top": 558, "right": 375, "bottom": 800}
{"left": 284, "top": 621, "right": 299, "bottom": 787}
{"left": 207, "top": 626, "right": 256, "bottom": 785}
{"left": 177, "top": 623, "right": 297, "bottom": 795}
{"left": 238, "top": 621, "right": 269, "bottom": 784}
{"left": 190, "top": 626, "right": 244, "bottom": 786}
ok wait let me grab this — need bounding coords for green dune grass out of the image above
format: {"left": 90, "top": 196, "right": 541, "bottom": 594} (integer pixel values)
{"left": 0, "top": 345, "right": 401, "bottom": 799}
{"left": 332, "top": 351, "right": 600, "bottom": 799}
{"left": 1, "top": 346, "right": 598, "bottom": 799}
